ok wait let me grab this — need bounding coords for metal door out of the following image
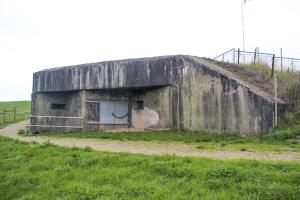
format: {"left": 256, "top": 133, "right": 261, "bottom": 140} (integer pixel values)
{"left": 100, "top": 102, "right": 115, "bottom": 124}
{"left": 113, "top": 102, "right": 128, "bottom": 124}
{"left": 99, "top": 101, "right": 128, "bottom": 124}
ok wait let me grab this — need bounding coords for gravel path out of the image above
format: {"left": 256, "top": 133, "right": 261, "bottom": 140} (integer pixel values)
{"left": 1, "top": 121, "right": 300, "bottom": 161}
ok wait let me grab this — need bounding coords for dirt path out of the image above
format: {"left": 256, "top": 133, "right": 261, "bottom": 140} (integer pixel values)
{"left": 1, "top": 121, "right": 300, "bottom": 161}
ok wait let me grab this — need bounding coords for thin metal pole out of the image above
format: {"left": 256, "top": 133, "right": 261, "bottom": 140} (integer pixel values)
{"left": 233, "top": 49, "right": 236, "bottom": 63}
{"left": 274, "top": 74, "right": 278, "bottom": 127}
{"left": 241, "top": 0, "right": 245, "bottom": 64}
{"left": 3, "top": 109, "right": 5, "bottom": 123}
{"left": 13, "top": 107, "right": 16, "bottom": 121}
{"left": 254, "top": 48, "right": 257, "bottom": 64}
{"left": 257, "top": 47, "right": 260, "bottom": 63}
{"left": 280, "top": 48, "right": 283, "bottom": 72}
{"left": 24, "top": 115, "right": 27, "bottom": 135}
{"left": 271, "top": 55, "right": 275, "bottom": 77}
{"left": 238, "top": 48, "right": 240, "bottom": 64}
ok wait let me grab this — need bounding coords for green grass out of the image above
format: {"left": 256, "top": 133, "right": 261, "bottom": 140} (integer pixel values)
{"left": 0, "top": 136, "right": 299, "bottom": 200}
{"left": 0, "top": 101, "right": 31, "bottom": 128}
{"left": 248, "top": 63, "right": 298, "bottom": 87}
{"left": 42, "top": 125, "right": 300, "bottom": 152}
{"left": 212, "top": 60, "right": 299, "bottom": 100}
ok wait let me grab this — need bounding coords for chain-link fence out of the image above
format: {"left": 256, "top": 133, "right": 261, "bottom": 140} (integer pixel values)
{"left": 214, "top": 48, "right": 300, "bottom": 72}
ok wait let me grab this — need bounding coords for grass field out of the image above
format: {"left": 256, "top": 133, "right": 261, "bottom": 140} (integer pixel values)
{"left": 0, "top": 101, "right": 31, "bottom": 128}
{"left": 43, "top": 125, "right": 300, "bottom": 152}
{"left": 0, "top": 136, "right": 299, "bottom": 200}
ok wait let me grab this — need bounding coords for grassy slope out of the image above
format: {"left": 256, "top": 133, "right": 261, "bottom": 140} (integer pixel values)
{"left": 0, "top": 101, "right": 31, "bottom": 128}
{"left": 0, "top": 136, "right": 299, "bottom": 200}
{"left": 42, "top": 126, "right": 300, "bottom": 152}
{"left": 211, "top": 60, "right": 299, "bottom": 100}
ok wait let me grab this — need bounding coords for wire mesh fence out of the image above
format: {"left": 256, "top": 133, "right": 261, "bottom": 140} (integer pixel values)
{"left": 214, "top": 48, "right": 300, "bottom": 72}
{"left": 0, "top": 109, "right": 30, "bottom": 128}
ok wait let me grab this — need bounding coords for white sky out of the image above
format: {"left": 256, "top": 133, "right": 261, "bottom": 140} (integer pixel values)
{"left": 0, "top": 0, "right": 299, "bottom": 101}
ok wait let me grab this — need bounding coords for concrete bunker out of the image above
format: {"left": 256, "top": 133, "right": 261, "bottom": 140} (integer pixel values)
{"left": 31, "top": 55, "right": 285, "bottom": 136}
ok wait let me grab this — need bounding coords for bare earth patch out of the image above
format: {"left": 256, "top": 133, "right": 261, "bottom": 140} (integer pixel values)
{"left": 1, "top": 121, "right": 299, "bottom": 161}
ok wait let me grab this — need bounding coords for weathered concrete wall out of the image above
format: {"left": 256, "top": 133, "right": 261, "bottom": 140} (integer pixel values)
{"left": 32, "top": 56, "right": 184, "bottom": 92}
{"left": 31, "top": 87, "right": 173, "bottom": 133}
{"left": 31, "top": 91, "right": 83, "bottom": 133}
{"left": 180, "top": 57, "right": 284, "bottom": 135}
{"left": 131, "top": 86, "right": 172, "bottom": 129}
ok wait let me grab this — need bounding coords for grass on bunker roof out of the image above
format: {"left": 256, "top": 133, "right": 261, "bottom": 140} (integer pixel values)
{"left": 0, "top": 136, "right": 299, "bottom": 200}
{"left": 211, "top": 60, "right": 299, "bottom": 100}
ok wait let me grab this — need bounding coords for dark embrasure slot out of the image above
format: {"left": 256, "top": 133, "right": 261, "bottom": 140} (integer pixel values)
{"left": 51, "top": 103, "right": 66, "bottom": 110}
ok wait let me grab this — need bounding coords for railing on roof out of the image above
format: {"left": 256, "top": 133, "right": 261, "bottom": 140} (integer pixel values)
{"left": 214, "top": 48, "right": 300, "bottom": 72}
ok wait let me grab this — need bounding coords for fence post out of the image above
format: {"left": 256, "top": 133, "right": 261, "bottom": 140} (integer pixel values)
{"left": 274, "top": 74, "right": 278, "bottom": 127}
{"left": 257, "top": 47, "right": 260, "bottom": 63}
{"left": 13, "top": 107, "right": 16, "bottom": 121}
{"left": 237, "top": 48, "right": 240, "bottom": 64}
{"left": 3, "top": 109, "right": 5, "bottom": 123}
{"left": 271, "top": 54, "right": 275, "bottom": 77}
{"left": 280, "top": 48, "right": 283, "bottom": 72}
{"left": 254, "top": 48, "right": 257, "bottom": 64}
{"left": 24, "top": 115, "right": 27, "bottom": 135}
{"left": 232, "top": 49, "right": 235, "bottom": 63}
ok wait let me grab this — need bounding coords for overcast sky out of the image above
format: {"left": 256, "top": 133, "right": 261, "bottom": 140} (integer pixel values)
{"left": 1, "top": 0, "right": 299, "bottom": 101}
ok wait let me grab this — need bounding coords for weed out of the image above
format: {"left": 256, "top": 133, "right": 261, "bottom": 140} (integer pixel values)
{"left": 84, "top": 146, "right": 92, "bottom": 152}
{"left": 220, "top": 143, "right": 226, "bottom": 147}
{"left": 18, "top": 128, "right": 30, "bottom": 136}
{"left": 196, "top": 145, "right": 204, "bottom": 149}
{"left": 206, "top": 167, "right": 237, "bottom": 178}
{"left": 71, "top": 146, "right": 79, "bottom": 151}
{"left": 290, "top": 140, "right": 298, "bottom": 145}
{"left": 264, "top": 130, "right": 296, "bottom": 140}
{"left": 18, "top": 129, "right": 25, "bottom": 135}
{"left": 40, "top": 140, "right": 53, "bottom": 148}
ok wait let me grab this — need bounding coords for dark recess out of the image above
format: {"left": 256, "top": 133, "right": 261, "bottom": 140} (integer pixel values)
{"left": 135, "top": 101, "right": 144, "bottom": 110}
{"left": 51, "top": 103, "right": 66, "bottom": 110}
